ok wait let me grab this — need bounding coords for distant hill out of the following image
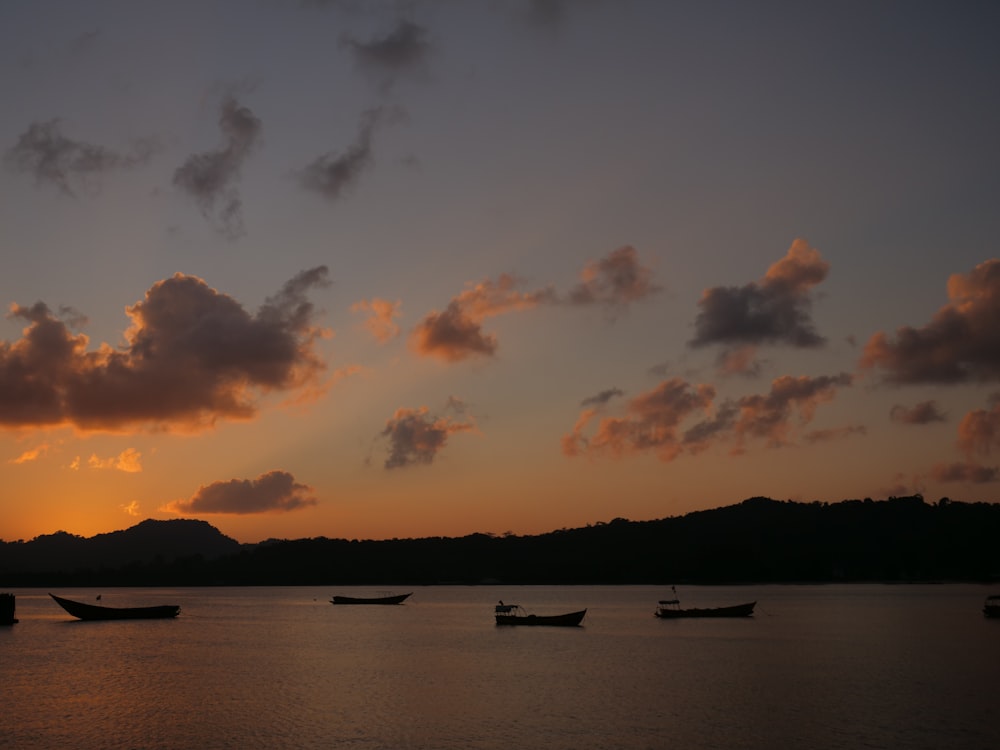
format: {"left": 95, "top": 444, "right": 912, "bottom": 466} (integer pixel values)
{"left": 0, "top": 519, "right": 241, "bottom": 581}
{"left": 2, "top": 496, "right": 999, "bottom": 586}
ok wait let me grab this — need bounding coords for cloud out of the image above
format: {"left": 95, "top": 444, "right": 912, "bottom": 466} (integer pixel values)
{"left": 88, "top": 448, "right": 143, "bottom": 472}
{"left": 956, "top": 394, "right": 1000, "bottom": 456}
{"left": 341, "top": 20, "right": 430, "bottom": 91}
{"left": 4, "top": 119, "right": 158, "bottom": 196}
{"left": 163, "top": 470, "right": 317, "bottom": 514}
{"left": 411, "top": 274, "right": 556, "bottom": 361}
{"left": 929, "top": 461, "right": 999, "bottom": 483}
{"left": 890, "top": 400, "right": 947, "bottom": 425}
{"left": 580, "top": 388, "right": 624, "bottom": 407}
{"left": 298, "top": 107, "right": 386, "bottom": 201}
{"left": 0, "top": 267, "right": 330, "bottom": 432}
{"left": 860, "top": 259, "right": 1000, "bottom": 384}
{"left": 380, "top": 404, "right": 477, "bottom": 469}
{"left": 173, "top": 96, "right": 262, "bottom": 238}
{"left": 562, "top": 378, "right": 715, "bottom": 461}
{"left": 352, "top": 297, "right": 401, "bottom": 343}
{"left": 10, "top": 444, "right": 49, "bottom": 464}
{"left": 563, "top": 372, "right": 854, "bottom": 461}
{"left": 568, "top": 246, "right": 659, "bottom": 309}
{"left": 120, "top": 500, "right": 141, "bottom": 516}
{"left": 690, "top": 238, "right": 829, "bottom": 354}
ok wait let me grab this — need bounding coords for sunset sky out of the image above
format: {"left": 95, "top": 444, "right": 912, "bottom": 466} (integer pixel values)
{"left": 3, "top": 0, "right": 1000, "bottom": 544}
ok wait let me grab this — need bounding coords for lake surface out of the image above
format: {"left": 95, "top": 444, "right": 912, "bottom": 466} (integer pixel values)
{"left": 2, "top": 584, "right": 999, "bottom": 749}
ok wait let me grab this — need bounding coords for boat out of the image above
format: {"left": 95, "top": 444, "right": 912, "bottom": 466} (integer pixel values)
{"left": 330, "top": 592, "right": 412, "bottom": 605}
{"left": 494, "top": 602, "right": 586, "bottom": 627}
{"left": 49, "top": 593, "right": 180, "bottom": 621}
{"left": 654, "top": 587, "right": 755, "bottom": 619}
{"left": 1, "top": 593, "right": 17, "bottom": 625}
{"left": 984, "top": 594, "right": 1000, "bottom": 618}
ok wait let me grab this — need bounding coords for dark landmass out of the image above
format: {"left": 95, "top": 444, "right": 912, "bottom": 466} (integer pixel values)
{"left": 2, "top": 496, "right": 999, "bottom": 587}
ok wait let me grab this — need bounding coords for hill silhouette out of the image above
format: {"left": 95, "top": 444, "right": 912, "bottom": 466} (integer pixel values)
{"left": 2, "top": 496, "right": 998, "bottom": 586}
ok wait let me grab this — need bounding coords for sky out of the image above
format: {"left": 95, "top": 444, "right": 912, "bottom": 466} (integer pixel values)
{"left": 2, "top": 0, "right": 1000, "bottom": 545}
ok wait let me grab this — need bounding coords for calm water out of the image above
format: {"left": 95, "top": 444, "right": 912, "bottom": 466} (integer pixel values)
{"left": 2, "top": 584, "right": 999, "bottom": 749}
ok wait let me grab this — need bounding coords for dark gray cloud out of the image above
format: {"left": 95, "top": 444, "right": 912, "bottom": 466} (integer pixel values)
{"left": 861, "top": 259, "right": 1000, "bottom": 384}
{"left": 380, "top": 405, "right": 476, "bottom": 469}
{"left": 580, "top": 388, "right": 624, "bottom": 407}
{"left": 341, "top": 20, "right": 430, "bottom": 91}
{"left": 690, "top": 239, "right": 829, "bottom": 351}
{"left": 298, "top": 108, "right": 384, "bottom": 201}
{"left": 5, "top": 119, "right": 158, "bottom": 196}
{"left": 173, "top": 96, "right": 262, "bottom": 239}
{"left": 164, "top": 470, "right": 318, "bottom": 514}
{"left": 0, "top": 267, "right": 330, "bottom": 432}
{"left": 890, "top": 400, "right": 947, "bottom": 425}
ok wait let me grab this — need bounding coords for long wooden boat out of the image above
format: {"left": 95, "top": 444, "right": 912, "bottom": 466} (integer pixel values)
{"left": 50, "top": 593, "right": 180, "bottom": 621}
{"left": 655, "top": 598, "right": 755, "bottom": 619}
{"left": 330, "top": 592, "right": 412, "bottom": 605}
{"left": 984, "top": 594, "right": 1000, "bottom": 618}
{"left": 494, "top": 603, "right": 586, "bottom": 627}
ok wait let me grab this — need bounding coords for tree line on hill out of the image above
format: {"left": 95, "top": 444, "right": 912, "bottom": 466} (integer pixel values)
{"left": 1, "top": 495, "right": 998, "bottom": 587}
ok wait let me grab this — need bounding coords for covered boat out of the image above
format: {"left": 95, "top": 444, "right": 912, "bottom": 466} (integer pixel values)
{"left": 494, "top": 602, "right": 586, "bottom": 627}
{"left": 330, "top": 592, "right": 412, "bottom": 605}
{"left": 984, "top": 594, "right": 1000, "bottom": 618}
{"left": 655, "top": 587, "right": 755, "bottom": 619}
{"left": 50, "top": 593, "right": 180, "bottom": 621}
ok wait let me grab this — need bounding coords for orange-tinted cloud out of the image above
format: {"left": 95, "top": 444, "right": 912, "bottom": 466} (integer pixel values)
{"left": 956, "top": 394, "right": 1000, "bottom": 456}
{"left": 861, "top": 259, "right": 1000, "bottom": 384}
{"left": 0, "top": 267, "right": 330, "bottom": 433}
{"left": 352, "top": 297, "right": 401, "bottom": 343}
{"left": 690, "top": 238, "right": 829, "bottom": 354}
{"left": 568, "top": 246, "right": 659, "bottom": 307}
{"left": 564, "top": 372, "right": 854, "bottom": 462}
{"left": 10, "top": 444, "right": 49, "bottom": 464}
{"left": 88, "top": 448, "right": 143, "bottom": 473}
{"left": 802, "top": 425, "right": 867, "bottom": 444}
{"left": 562, "top": 378, "right": 715, "bottom": 462}
{"left": 380, "top": 403, "right": 477, "bottom": 469}
{"left": 890, "top": 400, "right": 947, "bottom": 425}
{"left": 410, "top": 274, "right": 556, "bottom": 361}
{"left": 163, "top": 470, "right": 317, "bottom": 515}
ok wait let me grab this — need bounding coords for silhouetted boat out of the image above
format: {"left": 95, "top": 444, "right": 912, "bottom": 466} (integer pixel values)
{"left": 49, "top": 593, "right": 180, "bottom": 621}
{"left": 494, "top": 602, "right": 586, "bottom": 627}
{"left": 984, "top": 595, "right": 1000, "bottom": 618}
{"left": 330, "top": 593, "right": 412, "bottom": 605}
{"left": 1, "top": 593, "right": 17, "bottom": 625}
{"left": 655, "top": 587, "right": 755, "bottom": 618}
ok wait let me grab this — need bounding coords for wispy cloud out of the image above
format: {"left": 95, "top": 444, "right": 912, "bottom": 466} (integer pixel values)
{"left": 341, "top": 20, "right": 430, "bottom": 92}
{"left": 352, "top": 297, "right": 401, "bottom": 343}
{"left": 0, "top": 267, "right": 330, "bottom": 432}
{"left": 5, "top": 119, "right": 158, "bottom": 196}
{"left": 173, "top": 96, "right": 262, "bottom": 239}
{"left": 88, "top": 448, "right": 143, "bottom": 472}
{"left": 163, "top": 470, "right": 317, "bottom": 514}
{"left": 568, "top": 246, "right": 660, "bottom": 310}
{"left": 298, "top": 107, "right": 386, "bottom": 202}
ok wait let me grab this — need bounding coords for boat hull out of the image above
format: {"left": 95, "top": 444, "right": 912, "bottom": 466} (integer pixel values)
{"left": 495, "top": 609, "right": 586, "bottom": 627}
{"left": 50, "top": 594, "right": 180, "bottom": 621}
{"left": 331, "top": 593, "right": 412, "bottom": 605}
{"left": 655, "top": 602, "right": 756, "bottom": 619}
